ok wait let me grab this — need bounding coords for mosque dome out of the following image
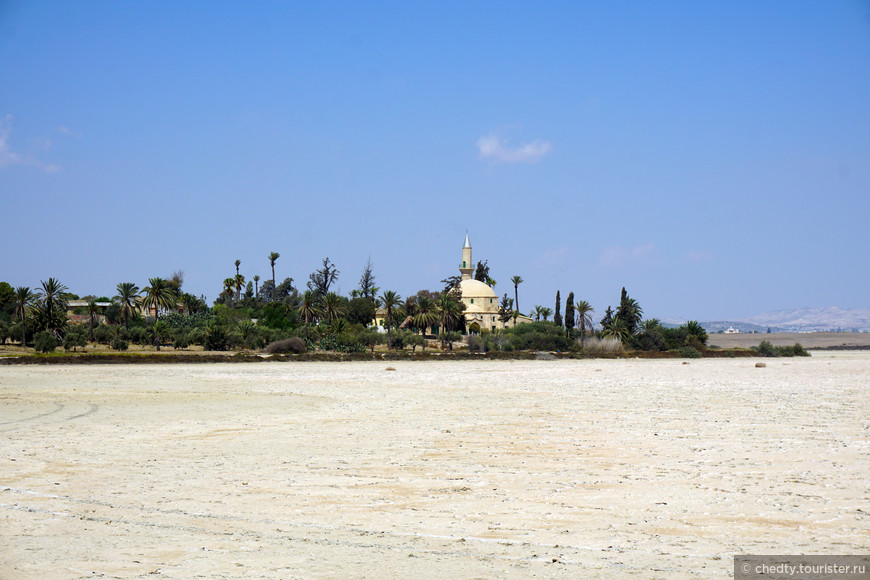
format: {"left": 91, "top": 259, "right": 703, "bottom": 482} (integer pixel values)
{"left": 458, "top": 278, "right": 498, "bottom": 301}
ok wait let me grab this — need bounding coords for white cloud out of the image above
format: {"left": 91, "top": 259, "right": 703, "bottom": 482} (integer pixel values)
{"left": 0, "top": 115, "right": 22, "bottom": 169}
{"left": 477, "top": 132, "right": 552, "bottom": 164}
{"left": 0, "top": 114, "right": 60, "bottom": 173}
{"left": 58, "top": 125, "right": 82, "bottom": 138}
{"left": 599, "top": 243, "right": 656, "bottom": 268}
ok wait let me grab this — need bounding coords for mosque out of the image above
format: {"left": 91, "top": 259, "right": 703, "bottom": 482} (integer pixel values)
{"left": 374, "top": 233, "right": 532, "bottom": 333}
{"left": 457, "top": 232, "right": 509, "bottom": 332}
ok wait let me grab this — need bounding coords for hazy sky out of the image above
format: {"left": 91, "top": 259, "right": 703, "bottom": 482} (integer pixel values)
{"left": 1, "top": 1, "right": 868, "bottom": 321}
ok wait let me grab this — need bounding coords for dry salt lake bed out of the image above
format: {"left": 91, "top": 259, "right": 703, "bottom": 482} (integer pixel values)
{"left": 1, "top": 354, "right": 868, "bottom": 579}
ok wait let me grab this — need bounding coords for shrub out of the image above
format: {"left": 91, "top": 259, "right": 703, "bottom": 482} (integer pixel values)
{"left": 359, "top": 330, "right": 384, "bottom": 353}
{"left": 93, "top": 324, "right": 113, "bottom": 344}
{"left": 580, "top": 336, "right": 623, "bottom": 355}
{"left": 129, "top": 326, "right": 149, "bottom": 346}
{"left": 63, "top": 330, "right": 87, "bottom": 352}
{"left": 507, "top": 321, "right": 573, "bottom": 351}
{"left": 264, "top": 337, "right": 307, "bottom": 354}
{"left": 678, "top": 346, "right": 702, "bottom": 358}
{"left": 173, "top": 332, "right": 190, "bottom": 349}
{"left": 204, "top": 323, "right": 229, "bottom": 351}
{"left": 792, "top": 342, "right": 810, "bottom": 357}
{"left": 319, "top": 333, "right": 364, "bottom": 353}
{"left": 466, "top": 334, "right": 485, "bottom": 352}
{"left": 757, "top": 340, "right": 776, "bottom": 357}
{"left": 390, "top": 332, "right": 406, "bottom": 351}
{"left": 111, "top": 338, "right": 129, "bottom": 351}
{"left": 34, "top": 331, "right": 58, "bottom": 353}
{"left": 635, "top": 330, "right": 667, "bottom": 351}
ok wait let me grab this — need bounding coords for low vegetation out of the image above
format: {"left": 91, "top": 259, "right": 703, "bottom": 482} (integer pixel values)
{"left": 0, "top": 263, "right": 804, "bottom": 361}
{"left": 754, "top": 340, "right": 810, "bottom": 357}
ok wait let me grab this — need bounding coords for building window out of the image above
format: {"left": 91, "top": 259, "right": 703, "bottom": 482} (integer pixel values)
{"left": 462, "top": 261, "right": 466, "bottom": 267}
{"left": 470, "top": 299, "right": 474, "bottom": 304}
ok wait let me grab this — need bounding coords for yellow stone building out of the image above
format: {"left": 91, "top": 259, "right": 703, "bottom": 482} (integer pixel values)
{"left": 457, "top": 232, "right": 532, "bottom": 333}
{"left": 373, "top": 232, "right": 532, "bottom": 333}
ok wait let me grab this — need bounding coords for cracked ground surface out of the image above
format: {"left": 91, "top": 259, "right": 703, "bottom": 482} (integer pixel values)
{"left": 1, "top": 355, "right": 868, "bottom": 578}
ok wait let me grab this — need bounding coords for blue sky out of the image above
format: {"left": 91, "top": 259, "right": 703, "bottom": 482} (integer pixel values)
{"left": 1, "top": 1, "right": 868, "bottom": 321}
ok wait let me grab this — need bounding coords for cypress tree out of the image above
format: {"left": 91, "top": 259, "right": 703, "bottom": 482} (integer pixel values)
{"left": 554, "top": 290, "right": 562, "bottom": 327}
{"left": 564, "top": 292, "right": 575, "bottom": 337}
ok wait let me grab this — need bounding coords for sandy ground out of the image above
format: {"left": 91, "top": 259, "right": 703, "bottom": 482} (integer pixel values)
{"left": 1, "top": 356, "right": 868, "bottom": 579}
{"left": 707, "top": 331, "right": 870, "bottom": 350}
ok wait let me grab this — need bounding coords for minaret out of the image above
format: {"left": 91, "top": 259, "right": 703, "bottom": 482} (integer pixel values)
{"left": 459, "top": 231, "right": 473, "bottom": 281}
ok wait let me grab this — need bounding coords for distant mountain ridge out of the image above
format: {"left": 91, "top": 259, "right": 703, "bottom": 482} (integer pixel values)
{"left": 669, "top": 307, "right": 870, "bottom": 333}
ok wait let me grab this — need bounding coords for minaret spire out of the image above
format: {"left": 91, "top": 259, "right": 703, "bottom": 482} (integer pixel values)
{"left": 459, "top": 231, "right": 474, "bottom": 281}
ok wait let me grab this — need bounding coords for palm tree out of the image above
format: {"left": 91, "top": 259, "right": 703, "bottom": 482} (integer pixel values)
{"left": 511, "top": 275, "right": 524, "bottom": 313}
{"left": 234, "top": 259, "right": 241, "bottom": 277}
{"left": 150, "top": 320, "right": 169, "bottom": 351}
{"left": 297, "top": 290, "right": 320, "bottom": 326}
{"left": 616, "top": 289, "right": 643, "bottom": 335}
{"left": 602, "top": 317, "right": 630, "bottom": 344}
{"left": 234, "top": 273, "right": 245, "bottom": 302}
{"left": 268, "top": 252, "right": 280, "bottom": 301}
{"left": 323, "top": 292, "right": 345, "bottom": 324}
{"left": 87, "top": 300, "right": 99, "bottom": 342}
{"left": 141, "top": 277, "right": 176, "bottom": 321}
{"left": 13, "top": 286, "right": 35, "bottom": 347}
{"left": 574, "top": 300, "right": 595, "bottom": 346}
{"left": 540, "top": 306, "right": 553, "bottom": 321}
{"left": 223, "top": 278, "right": 235, "bottom": 303}
{"left": 437, "top": 293, "right": 462, "bottom": 348}
{"left": 181, "top": 292, "right": 203, "bottom": 316}
{"left": 114, "top": 282, "right": 140, "bottom": 330}
{"left": 412, "top": 295, "right": 437, "bottom": 336}
{"left": 237, "top": 321, "right": 257, "bottom": 348}
{"left": 38, "top": 277, "right": 69, "bottom": 329}
{"left": 253, "top": 275, "right": 260, "bottom": 298}
{"left": 380, "top": 290, "right": 402, "bottom": 349}
{"left": 641, "top": 318, "right": 662, "bottom": 333}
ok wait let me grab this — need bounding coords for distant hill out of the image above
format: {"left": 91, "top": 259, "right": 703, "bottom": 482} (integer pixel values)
{"left": 670, "top": 307, "right": 870, "bottom": 333}
{"left": 737, "top": 307, "right": 870, "bottom": 333}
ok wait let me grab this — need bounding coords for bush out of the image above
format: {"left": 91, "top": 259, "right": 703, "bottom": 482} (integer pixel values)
{"left": 319, "top": 333, "right": 364, "bottom": 353}
{"left": 755, "top": 340, "right": 811, "bottom": 358}
{"left": 757, "top": 340, "right": 776, "bottom": 357}
{"left": 678, "top": 346, "right": 702, "bottom": 358}
{"left": 173, "top": 332, "right": 190, "bottom": 349}
{"left": 580, "top": 336, "right": 624, "bottom": 355}
{"left": 389, "top": 332, "right": 406, "bottom": 351}
{"left": 264, "top": 337, "right": 307, "bottom": 354}
{"left": 34, "top": 331, "right": 58, "bottom": 353}
{"left": 111, "top": 338, "right": 129, "bottom": 351}
{"left": 93, "top": 324, "right": 113, "bottom": 344}
{"left": 359, "top": 330, "right": 384, "bottom": 353}
{"left": 204, "top": 323, "right": 229, "bottom": 351}
{"left": 635, "top": 330, "right": 666, "bottom": 351}
{"left": 466, "top": 334, "right": 486, "bottom": 353}
{"left": 63, "top": 329, "right": 87, "bottom": 352}
{"left": 507, "top": 321, "right": 573, "bottom": 351}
